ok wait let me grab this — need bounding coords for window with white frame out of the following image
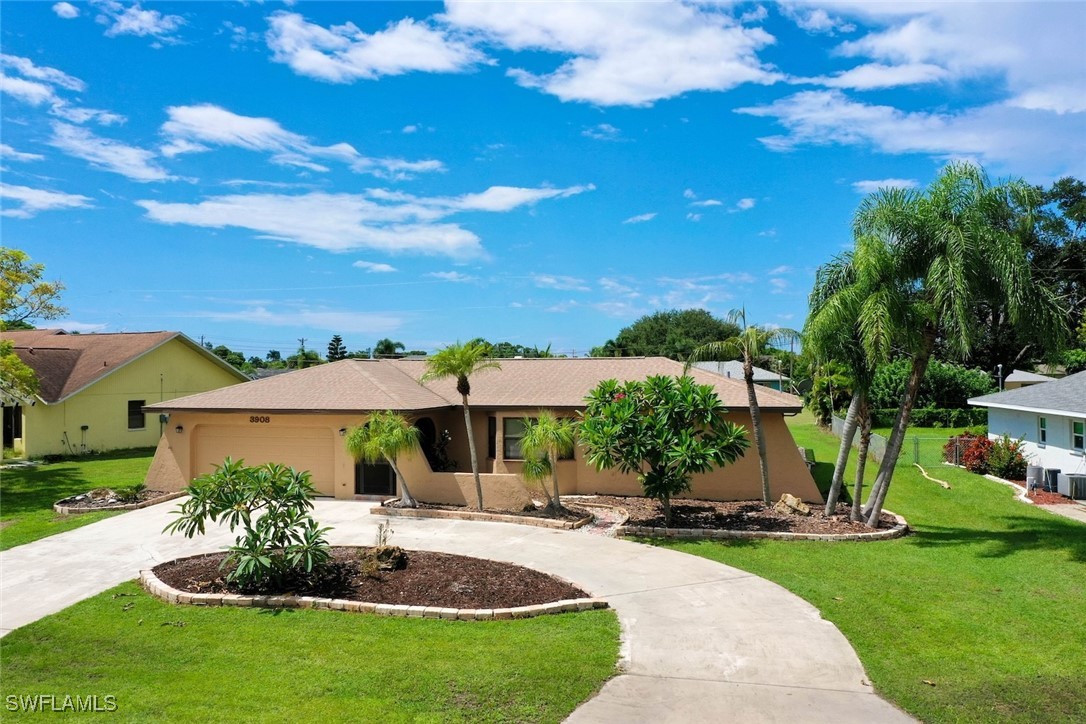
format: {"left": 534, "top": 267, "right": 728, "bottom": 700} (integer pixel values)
{"left": 1038, "top": 417, "right": 1047, "bottom": 444}
{"left": 1073, "top": 420, "right": 1085, "bottom": 452}
{"left": 502, "top": 417, "right": 575, "bottom": 460}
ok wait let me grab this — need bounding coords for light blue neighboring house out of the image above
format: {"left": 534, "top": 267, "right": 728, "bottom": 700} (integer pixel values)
{"left": 693, "top": 361, "right": 791, "bottom": 392}
{"left": 968, "top": 371, "right": 1086, "bottom": 495}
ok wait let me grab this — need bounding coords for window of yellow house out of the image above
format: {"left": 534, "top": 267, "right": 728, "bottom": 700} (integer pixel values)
{"left": 127, "top": 400, "right": 145, "bottom": 430}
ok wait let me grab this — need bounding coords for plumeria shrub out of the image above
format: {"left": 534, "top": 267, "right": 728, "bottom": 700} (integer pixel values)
{"left": 165, "top": 458, "right": 332, "bottom": 592}
{"left": 987, "top": 435, "right": 1029, "bottom": 480}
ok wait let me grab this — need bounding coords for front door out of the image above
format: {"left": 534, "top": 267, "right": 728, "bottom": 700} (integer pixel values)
{"left": 355, "top": 460, "right": 395, "bottom": 495}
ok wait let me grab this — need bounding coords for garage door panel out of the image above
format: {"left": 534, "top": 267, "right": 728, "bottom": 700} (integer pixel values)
{"left": 193, "top": 425, "right": 335, "bottom": 495}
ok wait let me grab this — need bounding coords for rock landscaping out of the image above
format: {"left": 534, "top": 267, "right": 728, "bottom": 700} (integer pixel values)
{"left": 149, "top": 546, "right": 606, "bottom": 617}
{"left": 54, "top": 488, "right": 183, "bottom": 515}
{"left": 374, "top": 500, "right": 595, "bottom": 529}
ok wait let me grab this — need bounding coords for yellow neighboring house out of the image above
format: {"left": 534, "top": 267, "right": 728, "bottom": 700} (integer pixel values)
{"left": 1, "top": 329, "right": 248, "bottom": 458}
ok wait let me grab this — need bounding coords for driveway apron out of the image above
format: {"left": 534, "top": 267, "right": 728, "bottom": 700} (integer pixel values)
{"left": 1, "top": 500, "right": 912, "bottom": 723}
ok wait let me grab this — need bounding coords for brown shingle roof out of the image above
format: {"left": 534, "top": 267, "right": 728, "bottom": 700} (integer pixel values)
{"left": 149, "top": 356, "right": 803, "bottom": 413}
{"left": 2, "top": 329, "right": 246, "bottom": 403}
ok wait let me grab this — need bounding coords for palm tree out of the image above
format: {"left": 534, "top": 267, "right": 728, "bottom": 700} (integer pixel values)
{"left": 844, "top": 162, "right": 1067, "bottom": 526}
{"left": 345, "top": 411, "right": 421, "bottom": 508}
{"left": 421, "top": 341, "right": 501, "bottom": 509}
{"left": 520, "top": 411, "right": 577, "bottom": 514}
{"left": 373, "top": 338, "right": 405, "bottom": 358}
{"left": 688, "top": 308, "right": 797, "bottom": 504}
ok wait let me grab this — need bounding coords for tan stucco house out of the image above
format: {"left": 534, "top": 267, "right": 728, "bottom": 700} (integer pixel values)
{"left": 1, "top": 329, "right": 248, "bottom": 458}
{"left": 144, "top": 356, "right": 822, "bottom": 507}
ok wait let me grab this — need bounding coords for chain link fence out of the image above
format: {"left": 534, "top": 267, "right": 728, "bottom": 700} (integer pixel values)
{"left": 831, "top": 416, "right": 958, "bottom": 466}
{"left": 830, "top": 416, "right": 888, "bottom": 462}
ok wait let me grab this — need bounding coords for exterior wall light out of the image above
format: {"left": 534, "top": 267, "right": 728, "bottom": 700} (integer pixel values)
{"left": 175, "top": 425, "right": 184, "bottom": 434}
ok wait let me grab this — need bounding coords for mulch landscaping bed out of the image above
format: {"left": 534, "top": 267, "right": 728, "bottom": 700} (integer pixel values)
{"left": 153, "top": 547, "right": 588, "bottom": 609}
{"left": 584, "top": 495, "right": 897, "bottom": 533}
{"left": 1027, "top": 489, "right": 1076, "bottom": 505}
{"left": 56, "top": 488, "right": 169, "bottom": 510}
{"left": 391, "top": 500, "right": 593, "bottom": 522}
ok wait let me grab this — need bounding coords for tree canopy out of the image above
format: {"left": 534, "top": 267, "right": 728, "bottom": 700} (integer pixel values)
{"left": 1, "top": 248, "right": 67, "bottom": 329}
{"left": 591, "top": 309, "right": 741, "bottom": 361}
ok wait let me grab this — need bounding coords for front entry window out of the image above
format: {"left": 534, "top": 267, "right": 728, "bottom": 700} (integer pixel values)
{"left": 355, "top": 460, "right": 395, "bottom": 495}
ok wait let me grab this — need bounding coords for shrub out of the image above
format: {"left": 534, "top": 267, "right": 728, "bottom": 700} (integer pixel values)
{"left": 961, "top": 434, "right": 993, "bottom": 474}
{"left": 165, "top": 458, "right": 332, "bottom": 592}
{"left": 988, "top": 435, "right": 1029, "bottom": 480}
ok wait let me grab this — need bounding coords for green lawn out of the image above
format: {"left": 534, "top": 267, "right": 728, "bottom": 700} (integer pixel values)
{"left": 654, "top": 421, "right": 1086, "bottom": 723}
{"left": 0, "top": 448, "right": 155, "bottom": 551}
{"left": 0, "top": 581, "right": 620, "bottom": 722}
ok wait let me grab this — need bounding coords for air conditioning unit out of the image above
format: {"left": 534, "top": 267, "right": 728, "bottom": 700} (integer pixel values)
{"left": 1058, "top": 474, "right": 1086, "bottom": 499}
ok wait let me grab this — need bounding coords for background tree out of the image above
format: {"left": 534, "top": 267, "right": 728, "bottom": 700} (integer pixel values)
{"left": 421, "top": 341, "right": 500, "bottom": 509}
{"left": 374, "top": 338, "right": 405, "bottom": 358}
{"left": 286, "top": 348, "right": 323, "bottom": 369}
{"left": 845, "top": 163, "right": 1067, "bottom": 526}
{"left": 520, "top": 411, "right": 577, "bottom": 514}
{"left": 591, "top": 309, "right": 741, "bottom": 360}
{"left": 688, "top": 308, "right": 797, "bottom": 504}
{"left": 345, "top": 412, "right": 421, "bottom": 508}
{"left": 0, "top": 339, "right": 38, "bottom": 399}
{"left": 327, "top": 335, "right": 347, "bottom": 362}
{"left": 580, "top": 375, "right": 749, "bottom": 526}
{"left": 1, "top": 248, "right": 67, "bottom": 328}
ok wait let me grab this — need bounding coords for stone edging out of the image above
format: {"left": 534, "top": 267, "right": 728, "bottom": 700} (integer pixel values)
{"left": 616, "top": 510, "right": 909, "bottom": 542}
{"left": 54, "top": 491, "right": 186, "bottom": 516}
{"left": 140, "top": 563, "right": 608, "bottom": 621}
{"left": 371, "top": 505, "right": 593, "bottom": 530}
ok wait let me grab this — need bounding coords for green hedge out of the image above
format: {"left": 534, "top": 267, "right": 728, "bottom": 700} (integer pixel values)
{"left": 872, "top": 407, "right": 988, "bottom": 428}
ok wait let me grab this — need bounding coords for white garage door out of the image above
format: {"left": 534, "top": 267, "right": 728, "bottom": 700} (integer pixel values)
{"left": 192, "top": 425, "right": 335, "bottom": 496}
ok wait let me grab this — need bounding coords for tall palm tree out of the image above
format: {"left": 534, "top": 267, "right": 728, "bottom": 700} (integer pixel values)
{"left": 421, "top": 341, "right": 501, "bottom": 509}
{"left": 520, "top": 411, "right": 577, "bottom": 514}
{"left": 844, "top": 162, "right": 1067, "bottom": 526}
{"left": 688, "top": 308, "right": 797, "bottom": 504}
{"left": 345, "top": 411, "right": 421, "bottom": 508}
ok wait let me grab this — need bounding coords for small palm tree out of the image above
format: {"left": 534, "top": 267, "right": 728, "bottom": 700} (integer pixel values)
{"left": 520, "top": 411, "right": 577, "bottom": 514}
{"left": 688, "top": 308, "right": 797, "bottom": 505}
{"left": 421, "top": 341, "right": 501, "bottom": 509}
{"left": 345, "top": 411, "right": 421, "bottom": 507}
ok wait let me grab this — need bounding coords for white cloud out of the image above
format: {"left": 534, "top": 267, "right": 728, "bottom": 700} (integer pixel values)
{"left": 683, "top": 188, "right": 697, "bottom": 199}
{"left": 806, "top": 62, "right": 948, "bottom": 90}
{"left": 582, "top": 123, "right": 621, "bottom": 141}
{"left": 401, "top": 124, "right": 418, "bottom": 134}
{"left": 622, "top": 212, "right": 656, "bottom": 224}
{"left": 0, "top": 55, "right": 125, "bottom": 126}
{"left": 0, "top": 182, "right": 93, "bottom": 218}
{"left": 53, "top": 2, "right": 80, "bottom": 19}
{"left": 769, "top": 278, "right": 789, "bottom": 294}
{"left": 649, "top": 272, "right": 753, "bottom": 309}
{"left": 690, "top": 198, "right": 723, "bottom": 207}
{"left": 427, "top": 271, "right": 476, "bottom": 282}
{"left": 532, "top": 274, "right": 590, "bottom": 292}
{"left": 851, "top": 178, "right": 919, "bottom": 194}
{"left": 58, "top": 320, "right": 109, "bottom": 333}
{"left": 736, "top": 89, "right": 1086, "bottom": 176}
{"left": 266, "top": 11, "right": 484, "bottom": 83}
{"left": 159, "top": 104, "right": 444, "bottom": 180}
{"left": 49, "top": 122, "right": 171, "bottom": 181}
{"left": 353, "top": 260, "right": 397, "bottom": 273}
{"left": 739, "top": 6, "right": 768, "bottom": 24}
{"left": 0, "top": 144, "right": 44, "bottom": 162}
{"left": 192, "top": 304, "right": 401, "bottom": 335}
{"left": 686, "top": 212, "right": 702, "bottom": 222}
{"left": 443, "top": 0, "right": 781, "bottom": 106}
{"left": 734, "top": 198, "right": 756, "bottom": 211}
{"left": 780, "top": 6, "right": 855, "bottom": 35}
{"left": 598, "top": 276, "right": 640, "bottom": 299}
{"left": 758, "top": 228, "right": 777, "bottom": 237}
{"left": 545, "top": 300, "right": 580, "bottom": 313}
{"left": 94, "top": 1, "right": 185, "bottom": 40}
{"left": 137, "top": 183, "right": 589, "bottom": 258}
{"left": 768, "top": 265, "right": 793, "bottom": 275}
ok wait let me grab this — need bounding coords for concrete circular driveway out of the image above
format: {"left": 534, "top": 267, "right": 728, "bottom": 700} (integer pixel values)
{"left": 0, "top": 500, "right": 911, "bottom": 723}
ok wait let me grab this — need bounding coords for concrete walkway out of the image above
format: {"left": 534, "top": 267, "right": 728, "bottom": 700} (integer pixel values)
{"left": 0, "top": 500, "right": 911, "bottom": 723}
{"left": 1039, "top": 502, "right": 1086, "bottom": 524}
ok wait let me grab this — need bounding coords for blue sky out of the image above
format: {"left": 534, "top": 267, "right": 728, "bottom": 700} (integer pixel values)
{"left": 3, "top": 1, "right": 1084, "bottom": 359}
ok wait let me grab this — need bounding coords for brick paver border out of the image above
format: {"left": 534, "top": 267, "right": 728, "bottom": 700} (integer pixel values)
{"left": 371, "top": 505, "right": 593, "bottom": 530}
{"left": 54, "top": 491, "right": 186, "bottom": 516}
{"left": 617, "top": 510, "right": 909, "bottom": 542}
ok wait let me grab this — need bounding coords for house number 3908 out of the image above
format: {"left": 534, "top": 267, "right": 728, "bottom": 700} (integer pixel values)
{"left": 249, "top": 415, "right": 271, "bottom": 423}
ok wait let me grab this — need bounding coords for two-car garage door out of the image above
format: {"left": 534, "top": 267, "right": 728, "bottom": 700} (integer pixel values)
{"left": 191, "top": 425, "right": 335, "bottom": 496}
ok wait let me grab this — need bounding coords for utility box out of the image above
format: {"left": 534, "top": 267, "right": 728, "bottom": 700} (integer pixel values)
{"left": 1058, "top": 474, "right": 1086, "bottom": 499}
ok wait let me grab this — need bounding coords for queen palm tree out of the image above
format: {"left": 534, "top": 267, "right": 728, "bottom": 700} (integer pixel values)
{"left": 688, "top": 308, "right": 797, "bottom": 505}
{"left": 421, "top": 341, "right": 501, "bottom": 510}
{"left": 345, "top": 411, "right": 421, "bottom": 508}
{"left": 520, "top": 411, "right": 577, "bottom": 514}
{"left": 843, "top": 162, "right": 1067, "bottom": 526}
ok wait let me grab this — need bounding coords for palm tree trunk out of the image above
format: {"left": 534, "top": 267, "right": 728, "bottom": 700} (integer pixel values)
{"left": 387, "top": 457, "right": 417, "bottom": 508}
{"left": 851, "top": 398, "right": 871, "bottom": 522}
{"left": 825, "top": 392, "right": 862, "bottom": 515}
{"left": 864, "top": 326, "right": 936, "bottom": 527}
{"left": 462, "top": 395, "right": 484, "bottom": 510}
{"left": 744, "top": 357, "right": 771, "bottom": 504}
{"left": 549, "top": 445, "right": 562, "bottom": 513}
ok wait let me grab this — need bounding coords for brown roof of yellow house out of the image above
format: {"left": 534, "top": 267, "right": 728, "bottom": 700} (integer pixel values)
{"left": 148, "top": 356, "right": 803, "bottom": 413}
{"left": 2, "top": 329, "right": 247, "bottom": 403}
